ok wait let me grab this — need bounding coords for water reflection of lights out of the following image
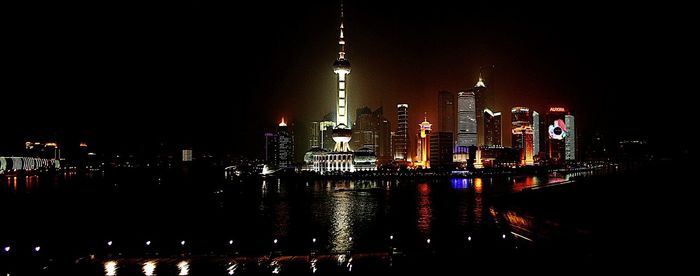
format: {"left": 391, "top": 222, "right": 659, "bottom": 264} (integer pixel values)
{"left": 104, "top": 261, "right": 118, "bottom": 276}
{"left": 417, "top": 183, "right": 432, "bottom": 236}
{"left": 310, "top": 258, "right": 318, "bottom": 273}
{"left": 474, "top": 178, "right": 483, "bottom": 193}
{"left": 451, "top": 178, "right": 471, "bottom": 189}
{"left": 270, "top": 260, "right": 281, "bottom": 274}
{"left": 226, "top": 262, "right": 238, "bottom": 275}
{"left": 177, "top": 261, "right": 189, "bottom": 275}
{"left": 330, "top": 191, "right": 352, "bottom": 252}
{"left": 142, "top": 261, "right": 157, "bottom": 276}
{"left": 347, "top": 257, "right": 353, "bottom": 272}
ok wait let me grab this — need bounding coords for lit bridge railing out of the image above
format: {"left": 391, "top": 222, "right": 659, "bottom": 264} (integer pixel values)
{"left": 0, "top": 156, "right": 60, "bottom": 173}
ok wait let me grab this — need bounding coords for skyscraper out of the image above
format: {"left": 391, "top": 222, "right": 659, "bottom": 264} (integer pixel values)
{"left": 511, "top": 107, "right": 532, "bottom": 149}
{"left": 309, "top": 121, "right": 320, "bottom": 149}
{"left": 533, "top": 111, "right": 540, "bottom": 156}
{"left": 437, "top": 91, "right": 455, "bottom": 135}
{"left": 264, "top": 132, "right": 278, "bottom": 166}
{"left": 511, "top": 107, "right": 534, "bottom": 166}
{"left": 457, "top": 91, "right": 477, "bottom": 147}
{"left": 395, "top": 103, "right": 409, "bottom": 161}
{"left": 331, "top": 2, "right": 352, "bottom": 153}
{"left": 415, "top": 115, "right": 432, "bottom": 168}
{"left": 352, "top": 106, "right": 374, "bottom": 151}
{"left": 277, "top": 118, "right": 294, "bottom": 168}
{"left": 377, "top": 114, "right": 392, "bottom": 164}
{"left": 484, "top": 108, "right": 502, "bottom": 146}
{"left": 565, "top": 114, "right": 576, "bottom": 161}
{"left": 473, "top": 76, "right": 487, "bottom": 146}
{"left": 546, "top": 107, "right": 568, "bottom": 162}
{"left": 430, "top": 132, "right": 453, "bottom": 169}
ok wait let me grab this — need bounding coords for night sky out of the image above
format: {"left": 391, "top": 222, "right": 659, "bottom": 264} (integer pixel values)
{"left": 3, "top": 0, "right": 691, "bottom": 157}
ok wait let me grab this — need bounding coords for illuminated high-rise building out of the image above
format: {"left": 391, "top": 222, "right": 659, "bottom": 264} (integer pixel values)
{"left": 437, "top": 91, "right": 455, "bottom": 136}
{"left": 331, "top": 2, "right": 352, "bottom": 153}
{"left": 309, "top": 121, "right": 321, "bottom": 149}
{"left": 472, "top": 75, "right": 487, "bottom": 146}
{"left": 484, "top": 108, "right": 502, "bottom": 146}
{"left": 394, "top": 103, "right": 409, "bottom": 160}
{"left": 565, "top": 114, "right": 576, "bottom": 161}
{"left": 457, "top": 91, "right": 477, "bottom": 147}
{"left": 546, "top": 107, "right": 568, "bottom": 162}
{"left": 511, "top": 107, "right": 532, "bottom": 149}
{"left": 264, "top": 132, "right": 278, "bottom": 166}
{"left": 182, "top": 149, "right": 192, "bottom": 162}
{"left": 415, "top": 115, "right": 432, "bottom": 168}
{"left": 277, "top": 118, "right": 294, "bottom": 168}
{"left": 511, "top": 107, "right": 534, "bottom": 166}
{"left": 377, "top": 114, "right": 392, "bottom": 164}
{"left": 311, "top": 2, "right": 375, "bottom": 173}
{"left": 533, "top": 111, "right": 540, "bottom": 156}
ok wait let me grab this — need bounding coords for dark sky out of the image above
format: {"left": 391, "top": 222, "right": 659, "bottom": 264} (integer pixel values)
{"left": 3, "top": 0, "right": 692, "bottom": 157}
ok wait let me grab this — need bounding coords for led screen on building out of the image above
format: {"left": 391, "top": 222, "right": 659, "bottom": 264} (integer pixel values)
{"left": 548, "top": 119, "right": 568, "bottom": 140}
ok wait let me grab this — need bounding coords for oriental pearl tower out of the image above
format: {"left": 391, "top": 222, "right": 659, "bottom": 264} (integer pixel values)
{"left": 332, "top": 1, "right": 352, "bottom": 152}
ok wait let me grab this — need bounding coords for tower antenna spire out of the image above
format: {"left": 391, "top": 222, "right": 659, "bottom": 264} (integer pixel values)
{"left": 338, "top": 0, "right": 346, "bottom": 60}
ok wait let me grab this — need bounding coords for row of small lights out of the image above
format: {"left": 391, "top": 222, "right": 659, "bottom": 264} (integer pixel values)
{"left": 3, "top": 234, "right": 508, "bottom": 254}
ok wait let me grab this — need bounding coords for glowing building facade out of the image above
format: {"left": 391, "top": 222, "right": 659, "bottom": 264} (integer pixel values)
{"left": 565, "top": 114, "right": 576, "bottom": 161}
{"left": 484, "top": 108, "right": 502, "bottom": 146}
{"left": 415, "top": 115, "right": 432, "bottom": 168}
{"left": 394, "top": 104, "right": 409, "bottom": 161}
{"left": 511, "top": 107, "right": 534, "bottom": 166}
{"left": 308, "top": 2, "right": 375, "bottom": 173}
{"left": 457, "top": 91, "right": 477, "bottom": 148}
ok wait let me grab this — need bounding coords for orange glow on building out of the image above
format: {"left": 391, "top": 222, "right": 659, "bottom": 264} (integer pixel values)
{"left": 415, "top": 115, "right": 432, "bottom": 168}
{"left": 79, "top": 142, "right": 88, "bottom": 148}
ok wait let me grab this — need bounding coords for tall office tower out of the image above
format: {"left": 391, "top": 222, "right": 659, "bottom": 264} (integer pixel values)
{"left": 415, "top": 115, "right": 432, "bottom": 168}
{"left": 352, "top": 106, "right": 375, "bottom": 151}
{"left": 457, "top": 91, "right": 477, "bottom": 147}
{"left": 430, "top": 132, "right": 454, "bottom": 169}
{"left": 511, "top": 107, "right": 532, "bottom": 149}
{"left": 484, "top": 108, "right": 502, "bottom": 146}
{"left": 437, "top": 91, "right": 455, "bottom": 135}
{"left": 264, "top": 132, "right": 278, "bottom": 166}
{"left": 565, "top": 114, "right": 576, "bottom": 161}
{"left": 511, "top": 107, "right": 534, "bottom": 165}
{"left": 331, "top": 2, "right": 352, "bottom": 153}
{"left": 277, "top": 118, "right": 294, "bottom": 168}
{"left": 375, "top": 107, "right": 393, "bottom": 164}
{"left": 546, "top": 107, "right": 568, "bottom": 162}
{"left": 309, "top": 121, "right": 321, "bottom": 148}
{"left": 472, "top": 76, "right": 487, "bottom": 146}
{"left": 532, "top": 111, "right": 540, "bottom": 156}
{"left": 394, "top": 104, "right": 409, "bottom": 160}
{"left": 522, "top": 126, "right": 534, "bottom": 165}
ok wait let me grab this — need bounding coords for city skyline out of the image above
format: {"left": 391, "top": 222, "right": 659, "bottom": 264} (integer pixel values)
{"left": 2, "top": 0, "right": 688, "bottom": 158}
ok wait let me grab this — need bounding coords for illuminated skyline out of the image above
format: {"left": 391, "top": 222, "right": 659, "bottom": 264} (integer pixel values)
{"left": 2, "top": 1, "right": 688, "bottom": 157}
